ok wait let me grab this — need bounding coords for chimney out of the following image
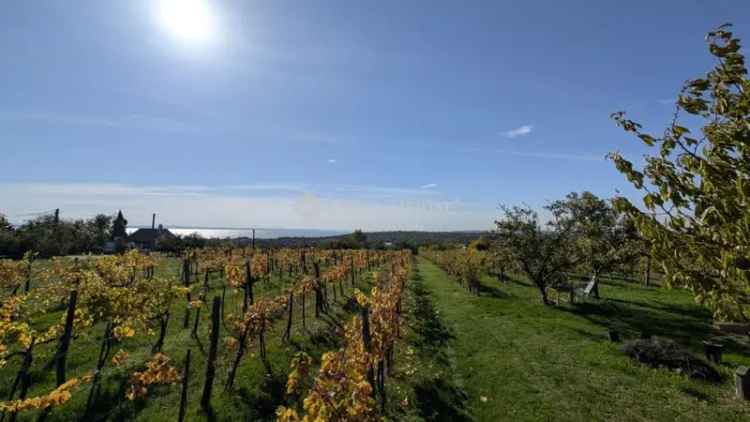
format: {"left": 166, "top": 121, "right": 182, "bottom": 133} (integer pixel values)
{"left": 152, "top": 213, "right": 156, "bottom": 229}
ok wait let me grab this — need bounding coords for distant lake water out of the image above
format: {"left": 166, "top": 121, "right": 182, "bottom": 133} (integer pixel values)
{"left": 125, "top": 227, "right": 346, "bottom": 239}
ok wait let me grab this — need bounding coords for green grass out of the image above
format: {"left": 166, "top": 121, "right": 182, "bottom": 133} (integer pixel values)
{"left": 404, "top": 256, "right": 750, "bottom": 421}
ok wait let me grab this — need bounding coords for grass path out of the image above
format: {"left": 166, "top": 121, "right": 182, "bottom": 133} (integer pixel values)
{"left": 413, "top": 256, "right": 750, "bottom": 421}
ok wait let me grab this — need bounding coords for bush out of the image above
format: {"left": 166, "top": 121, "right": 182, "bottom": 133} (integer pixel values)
{"left": 621, "top": 338, "right": 720, "bottom": 382}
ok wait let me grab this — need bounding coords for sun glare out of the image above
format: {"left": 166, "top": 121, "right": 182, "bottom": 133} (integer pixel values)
{"left": 157, "top": 0, "right": 217, "bottom": 45}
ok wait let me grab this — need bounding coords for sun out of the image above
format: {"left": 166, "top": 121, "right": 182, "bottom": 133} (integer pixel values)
{"left": 157, "top": 0, "right": 217, "bottom": 45}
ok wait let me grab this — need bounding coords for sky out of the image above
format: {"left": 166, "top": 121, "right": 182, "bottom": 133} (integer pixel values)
{"left": 1, "top": 1, "right": 749, "bottom": 231}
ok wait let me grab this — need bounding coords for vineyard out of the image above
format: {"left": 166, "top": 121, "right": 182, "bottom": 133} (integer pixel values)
{"left": 0, "top": 248, "right": 411, "bottom": 421}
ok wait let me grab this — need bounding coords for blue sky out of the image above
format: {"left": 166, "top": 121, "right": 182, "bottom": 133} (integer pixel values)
{"left": 2, "top": 1, "right": 749, "bottom": 230}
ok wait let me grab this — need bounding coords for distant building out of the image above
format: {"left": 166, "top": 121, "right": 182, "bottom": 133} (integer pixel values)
{"left": 112, "top": 210, "right": 128, "bottom": 240}
{"left": 128, "top": 224, "right": 176, "bottom": 250}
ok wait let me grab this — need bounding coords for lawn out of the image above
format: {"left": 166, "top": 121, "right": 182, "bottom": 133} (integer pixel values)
{"left": 406, "top": 256, "right": 750, "bottom": 421}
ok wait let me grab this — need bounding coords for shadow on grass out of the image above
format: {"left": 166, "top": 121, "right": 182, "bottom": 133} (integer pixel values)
{"left": 507, "top": 277, "right": 533, "bottom": 288}
{"left": 236, "top": 371, "right": 287, "bottom": 421}
{"left": 414, "top": 378, "right": 473, "bottom": 422}
{"left": 308, "top": 328, "right": 341, "bottom": 349}
{"left": 477, "top": 283, "right": 509, "bottom": 299}
{"left": 411, "top": 282, "right": 453, "bottom": 352}
{"left": 608, "top": 297, "right": 712, "bottom": 321}
{"left": 407, "top": 276, "right": 472, "bottom": 421}
{"left": 566, "top": 327, "right": 609, "bottom": 343}
{"left": 713, "top": 335, "right": 750, "bottom": 358}
{"left": 558, "top": 299, "right": 713, "bottom": 351}
{"left": 680, "top": 386, "right": 715, "bottom": 403}
{"left": 83, "top": 375, "right": 139, "bottom": 422}
{"left": 319, "top": 311, "right": 345, "bottom": 333}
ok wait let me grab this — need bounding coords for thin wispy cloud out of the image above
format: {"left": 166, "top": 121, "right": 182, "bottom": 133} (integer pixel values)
{"left": 465, "top": 145, "right": 604, "bottom": 163}
{"left": 335, "top": 184, "right": 440, "bottom": 197}
{"left": 327, "top": 159, "right": 337, "bottom": 163}
{"left": 0, "top": 110, "right": 198, "bottom": 134}
{"left": 504, "top": 124, "right": 534, "bottom": 139}
{"left": 497, "top": 150, "right": 604, "bottom": 162}
{"left": 420, "top": 183, "right": 437, "bottom": 189}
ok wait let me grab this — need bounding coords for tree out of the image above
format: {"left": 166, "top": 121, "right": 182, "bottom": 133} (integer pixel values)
{"left": 487, "top": 240, "right": 514, "bottom": 284}
{"left": 548, "top": 192, "right": 640, "bottom": 298}
{"left": 350, "top": 229, "right": 367, "bottom": 246}
{"left": 89, "top": 214, "right": 113, "bottom": 251}
{"left": 327, "top": 230, "right": 368, "bottom": 250}
{"left": 0, "top": 213, "right": 12, "bottom": 231}
{"left": 112, "top": 210, "right": 128, "bottom": 240}
{"left": 609, "top": 24, "right": 750, "bottom": 321}
{"left": 494, "top": 205, "right": 577, "bottom": 305}
{"left": 0, "top": 213, "right": 20, "bottom": 257}
{"left": 469, "top": 235, "right": 492, "bottom": 251}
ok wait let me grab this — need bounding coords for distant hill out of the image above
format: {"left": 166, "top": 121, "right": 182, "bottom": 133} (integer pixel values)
{"left": 247, "top": 230, "right": 487, "bottom": 248}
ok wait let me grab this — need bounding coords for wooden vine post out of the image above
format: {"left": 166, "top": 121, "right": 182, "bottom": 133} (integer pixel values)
{"left": 178, "top": 349, "right": 192, "bottom": 422}
{"left": 201, "top": 297, "right": 221, "bottom": 412}
{"left": 243, "top": 261, "right": 254, "bottom": 313}
{"left": 301, "top": 286, "right": 307, "bottom": 330}
{"left": 225, "top": 304, "right": 253, "bottom": 390}
{"left": 360, "top": 305, "right": 376, "bottom": 397}
{"left": 152, "top": 311, "right": 170, "bottom": 353}
{"left": 283, "top": 291, "right": 294, "bottom": 343}
{"left": 23, "top": 255, "right": 33, "bottom": 293}
{"left": 54, "top": 289, "right": 78, "bottom": 386}
{"left": 314, "top": 263, "right": 323, "bottom": 318}
{"left": 85, "top": 322, "right": 113, "bottom": 416}
{"left": 191, "top": 299, "right": 202, "bottom": 339}
{"left": 182, "top": 258, "right": 192, "bottom": 329}
{"left": 8, "top": 339, "right": 35, "bottom": 422}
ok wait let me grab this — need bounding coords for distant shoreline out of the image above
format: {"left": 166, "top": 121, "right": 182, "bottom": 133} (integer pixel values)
{"left": 125, "top": 227, "right": 349, "bottom": 239}
{"left": 124, "top": 226, "right": 486, "bottom": 240}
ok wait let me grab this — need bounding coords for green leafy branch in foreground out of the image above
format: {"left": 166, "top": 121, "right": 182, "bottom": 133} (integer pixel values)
{"left": 609, "top": 23, "right": 750, "bottom": 321}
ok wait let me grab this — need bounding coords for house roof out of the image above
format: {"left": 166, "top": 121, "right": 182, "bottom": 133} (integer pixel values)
{"left": 128, "top": 228, "right": 175, "bottom": 243}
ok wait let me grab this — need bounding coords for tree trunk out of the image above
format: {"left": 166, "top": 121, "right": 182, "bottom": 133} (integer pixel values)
{"left": 592, "top": 272, "right": 600, "bottom": 299}
{"left": 537, "top": 283, "right": 552, "bottom": 305}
